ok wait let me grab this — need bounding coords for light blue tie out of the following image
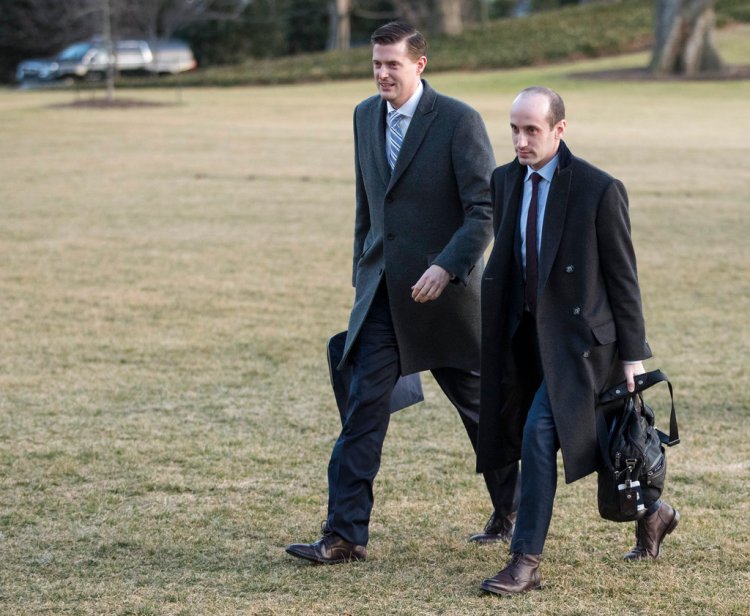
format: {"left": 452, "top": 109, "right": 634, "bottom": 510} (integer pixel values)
{"left": 388, "top": 111, "right": 405, "bottom": 170}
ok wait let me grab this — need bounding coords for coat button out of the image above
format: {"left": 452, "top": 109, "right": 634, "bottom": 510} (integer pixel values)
{"left": 386, "top": 233, "right": 395, "bottom": 240}
{"left": 582, "top": 351, "right": 590, "bottom": 358}
{"left": 565, "top": 265, "right": 575, "bottom": 273}
{"left": 386, "top": 194, "right": 394, "bottom": 203}
{"left": 573, "top": 306, "right": 581, "bottom": 315}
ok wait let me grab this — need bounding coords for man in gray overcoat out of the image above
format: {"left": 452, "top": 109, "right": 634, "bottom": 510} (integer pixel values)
{"left": 477, "top": 87, "right": 679, "bottom": 596}
{"left": 286, "top": 22, "right": 519, "bottom": 564}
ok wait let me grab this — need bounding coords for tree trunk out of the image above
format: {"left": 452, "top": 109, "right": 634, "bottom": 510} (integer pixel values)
{"left": 512, "top": 0, "right": 531, "bottom": 17}
{"left": 651, "top": 0, "right": 723, "bottom": 76}
{"left": 326, "top": 0, "right": 352, "bottom": 51}
{"left": 392, "top": 0, "right": 467, "bottom": 36}
{"left": 437, "top": 0, "right": 463, "bottom": 35}
{"left": 102, "top": 0, "right": 115, "bottom": 102}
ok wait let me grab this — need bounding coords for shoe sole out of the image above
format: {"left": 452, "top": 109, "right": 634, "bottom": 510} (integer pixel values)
{"left": 285, "top": 547, "right": 365, "bottom": 565}
{"left": 480, "top": 581, "right": 542, "bottom": 596}
{"left": 468, "top": 535, "right": 513, "bottom": 545}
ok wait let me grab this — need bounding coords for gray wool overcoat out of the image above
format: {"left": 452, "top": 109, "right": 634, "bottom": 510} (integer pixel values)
{"left": 476, "top": 141, "right": 652, "bottom": 484}
{"left": 338, "top": 81, "right": 495, "bottom": 376}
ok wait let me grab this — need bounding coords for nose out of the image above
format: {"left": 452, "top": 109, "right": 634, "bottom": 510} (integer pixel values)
{"left": 516, "top": 132, "right": 527, "bottom": 148}
{"left": 377, "top": 65, "right": 389, "bottom": 80}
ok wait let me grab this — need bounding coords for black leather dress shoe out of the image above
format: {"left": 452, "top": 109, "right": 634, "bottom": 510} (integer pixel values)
{"left": 286, "top": 531, "right": 367, "bottom": 564}
{"left": 469, "top": 511, "right": 516, "bottom": 544}
{"left": 481, "top": 553, "right": 542, "bottom": 596}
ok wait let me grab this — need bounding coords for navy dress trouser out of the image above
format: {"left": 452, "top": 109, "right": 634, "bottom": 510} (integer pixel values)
{"left": 510, "top": 381, "right": 559, "bottom": 555}
{"left": 510, "top": 333, "right": 662, "bottom": 555}
{"left": 327, "top": 283, "right": 519, "bottom": 546}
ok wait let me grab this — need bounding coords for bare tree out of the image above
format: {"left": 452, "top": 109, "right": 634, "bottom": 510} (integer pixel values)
{"left": 118, "top": 0, "right": 249, "bottom": 40}
{"left": 2, "top": 0, "right": 249, "bottom": 97}
{"left": 1, "top": 0, "right": 249, "bottom": 51}
{"left": 651, "top": 0, "right": 723, "bottom": 75}
{"left": 437, "top": 0, "right": 463, "bottom": 35}
{"left": 327, "top": 0, "right": 353, "bottom": 50}
{"left": 0, "top": 0, "right": 101, "bottom": 51}
{"left": 391, "top": 0, "right": 469, "bottom": 36}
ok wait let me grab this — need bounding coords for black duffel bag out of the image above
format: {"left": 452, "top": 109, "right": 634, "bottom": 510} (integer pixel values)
{"left": 595, "top": 369, "right": 679, "bottom": 522}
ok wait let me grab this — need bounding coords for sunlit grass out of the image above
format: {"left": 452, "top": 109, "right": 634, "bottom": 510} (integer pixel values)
{"left": 0, "top": 27, "right": 748, "bottom": 615}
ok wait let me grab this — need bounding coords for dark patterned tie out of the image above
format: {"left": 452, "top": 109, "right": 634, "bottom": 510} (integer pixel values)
{"left": 525, "top": 172, "right": 543, "bottom": 315}
{"left": 388, "top": 111, "right": 405, "bottom": 170}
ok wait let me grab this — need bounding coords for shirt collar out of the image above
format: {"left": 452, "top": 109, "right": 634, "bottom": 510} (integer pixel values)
{"left": 525, "top": 153, "right": 559, "bottom": 184}
{"left": 387, "top": 81, "right": 424, "bottom": 121}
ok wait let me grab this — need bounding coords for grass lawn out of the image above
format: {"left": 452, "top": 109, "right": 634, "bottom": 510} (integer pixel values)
{"left": 0, "top": 25, "right": 748, "bottom": 616}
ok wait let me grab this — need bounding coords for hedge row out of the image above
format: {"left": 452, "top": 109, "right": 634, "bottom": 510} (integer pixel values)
{"left": 122, "top": 0, "right": 745, "bottom": 88}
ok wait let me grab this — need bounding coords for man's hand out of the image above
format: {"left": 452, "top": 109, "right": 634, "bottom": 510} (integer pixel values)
{"left": 411, "top": 265, "right": 451, "bottom": 303}
{"left": 624, "top": 361, "right": 645, "bottom": 393}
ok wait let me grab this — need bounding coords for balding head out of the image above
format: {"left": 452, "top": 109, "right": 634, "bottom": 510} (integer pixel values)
{"left": 513, "top": 86, "right": 565, "bottom": 129}
{"left": 510, "top": 86, "right": 567, "bottom": 169}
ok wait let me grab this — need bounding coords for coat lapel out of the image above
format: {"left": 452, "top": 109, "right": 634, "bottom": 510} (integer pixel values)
{"left": 387, "top": 81, "right": 437, "bottom": 191}
{"left": 372, "top": 98, "right": 391, "bottom": 187}
{"left": 485, "top": 162, "right": 523, "bottom": 277}
{"left": 502, "top": 163, "right": 524, "bottom": 261}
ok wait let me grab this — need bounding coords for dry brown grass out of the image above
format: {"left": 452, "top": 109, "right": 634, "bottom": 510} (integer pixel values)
{"left": 1, "top": 28, "right": 749, "bottom": 615}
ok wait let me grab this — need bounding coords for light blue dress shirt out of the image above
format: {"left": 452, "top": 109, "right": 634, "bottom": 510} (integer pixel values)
{"left": 385, "top": 81, "right": 423, "bottom": 163}
{"left": 519, "top": 153, "right": 559, "bottom": 272}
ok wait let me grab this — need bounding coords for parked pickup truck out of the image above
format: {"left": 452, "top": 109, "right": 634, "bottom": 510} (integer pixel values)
{"left": 16, "top": 38, "right": 197, "bottom": 84}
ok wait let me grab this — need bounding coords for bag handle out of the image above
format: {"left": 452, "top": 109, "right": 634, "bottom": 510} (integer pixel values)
{"left": 598, "top": 369, "right": 680, "bottom": 447}
{"left": 599, "top": 368, "right": 668, "bottom": 402}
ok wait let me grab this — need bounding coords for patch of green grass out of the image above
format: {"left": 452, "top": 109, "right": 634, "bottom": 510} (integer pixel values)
{"left": 1, "top": 27, "right": 749, "bottom": 615}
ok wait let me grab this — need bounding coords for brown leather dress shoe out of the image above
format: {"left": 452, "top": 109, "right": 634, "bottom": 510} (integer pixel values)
{"left": 468, "top": 511, "right": 516, "bottom": 544}
{"left": 286, "top": 528, "right": 367, "bottom": 564}
{"left": 480, "top": 553, "right": 542, "bottom": 596}
{"left": 623, "top": 501, "right": 680, "bottom": 561}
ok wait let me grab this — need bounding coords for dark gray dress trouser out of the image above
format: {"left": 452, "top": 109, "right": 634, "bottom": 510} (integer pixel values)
{"left": 327, "top": 282, "right": 519, "bottom": 546}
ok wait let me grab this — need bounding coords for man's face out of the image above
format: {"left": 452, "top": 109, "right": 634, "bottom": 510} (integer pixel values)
{"left": 372, "top": 40, "right": 426, "bottom": 109}
{"left": 510, "top": 93, "right": 566, "bottom": 169}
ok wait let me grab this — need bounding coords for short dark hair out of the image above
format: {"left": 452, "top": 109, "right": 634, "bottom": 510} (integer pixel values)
{"left": 519, "top": 86, "right": 565, "bottom": 127}
{"left": 371, "top": 21, "right": 427, "bottom": 60}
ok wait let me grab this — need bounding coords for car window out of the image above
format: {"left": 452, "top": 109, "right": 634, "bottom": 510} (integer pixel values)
{"left": 58, "top": 43, "right": 92, "bottom": 61}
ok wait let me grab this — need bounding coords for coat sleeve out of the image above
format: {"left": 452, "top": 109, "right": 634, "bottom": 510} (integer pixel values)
{"left": 351, "top": 107, "right": 371, "bottom": 288}
{"left": 430, "top": 108, "right": 495, "bottom": 285}
{"left": 596, "top": 179, "right": 652, "bottom": 361}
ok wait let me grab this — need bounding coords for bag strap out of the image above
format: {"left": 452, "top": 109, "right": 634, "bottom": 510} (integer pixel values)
{"left": 599, "top": 369, "right": 680, "bottom": 447}
{"left": 595, "top": 403, "right": 617, "bottom": 473}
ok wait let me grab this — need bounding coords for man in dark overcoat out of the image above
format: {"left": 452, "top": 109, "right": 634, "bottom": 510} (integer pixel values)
{"left": 286, "top": 22, "right": 519, "bottom": 564}
{"left": 477, "top": 87, "right": 679, "bottom": 595}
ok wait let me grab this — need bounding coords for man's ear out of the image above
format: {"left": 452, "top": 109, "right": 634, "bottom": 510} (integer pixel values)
{"left": 555, "top": 119, "right": 567, "bottom": 140}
